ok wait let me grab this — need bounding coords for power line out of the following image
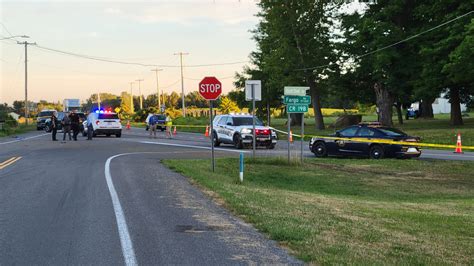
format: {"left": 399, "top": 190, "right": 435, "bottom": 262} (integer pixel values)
{"left": 295, "top": 9, "right": 474, "bottom": 71}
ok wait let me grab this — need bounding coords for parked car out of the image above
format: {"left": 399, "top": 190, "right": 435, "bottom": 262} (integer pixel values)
{"left": 83, "top": 110, "right": 122, "bottom": 137}
{"left": 212, "top": 113, "right": 277, "bottom": 149}
{"left": 36, "top": 110, "right": 56, "bottom": 130}
{"left": 145, "top": 114, "right": 167, "bottom": 131}
{"left": 309, "top": 122, "right": 421, "bottom": 159}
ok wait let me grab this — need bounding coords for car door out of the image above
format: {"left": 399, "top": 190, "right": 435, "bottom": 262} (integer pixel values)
{"left": 353, "top": 127, "right": 377, "bottom": 155}
{"left": 334, "top": 126, "right": 360, "bottom": 155}
{"left": 216, "top": 116, "right": 228, "bottom": 142}
{"left": 222, "top": 116, "right": 235, "bottom": 143}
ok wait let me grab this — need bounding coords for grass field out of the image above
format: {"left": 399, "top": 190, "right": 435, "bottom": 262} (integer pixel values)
{"left": 0, "top": 124, "right": 36, "bottom": 137}
{"left": 164, "top": 157, "right": 474, "bottom": 264}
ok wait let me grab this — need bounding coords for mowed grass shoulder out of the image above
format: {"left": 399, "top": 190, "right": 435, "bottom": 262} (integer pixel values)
{"left": 163, "top": 158, "right": 474, "bottom": 264}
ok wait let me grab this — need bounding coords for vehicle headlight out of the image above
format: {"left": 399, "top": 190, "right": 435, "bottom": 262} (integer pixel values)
{"left": 241, "top": 128, "right": 252, "bottom": 134}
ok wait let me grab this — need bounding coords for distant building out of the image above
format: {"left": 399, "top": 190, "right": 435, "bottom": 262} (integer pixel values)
{"left": 8, "top": 112, "right": 20, "bottom": 121}
{"left": 411, "top": 93, "right": 467, "bottom": 114}
{"left": 63, "top": 99, "right": 81, "bottom": 112}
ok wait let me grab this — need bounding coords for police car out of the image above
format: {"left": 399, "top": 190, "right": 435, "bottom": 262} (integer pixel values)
{"left": 212, "top": 113, "right": 277, "bottom": 149}
{"left": 309, "top": 122, "right": 421, "bottom": 159}
{"left": 83, "top": 110, "right": 122, "bottom": 137}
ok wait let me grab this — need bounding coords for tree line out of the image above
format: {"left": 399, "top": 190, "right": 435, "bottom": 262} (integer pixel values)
{"left": 233, "top": 0, "right": 473, "bottom": 128}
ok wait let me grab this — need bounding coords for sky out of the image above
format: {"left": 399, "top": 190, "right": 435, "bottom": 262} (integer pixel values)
{"left": 0, "top": 0, "right": 260, "bottom": 105}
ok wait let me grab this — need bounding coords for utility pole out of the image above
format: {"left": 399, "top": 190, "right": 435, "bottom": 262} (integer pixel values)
{"left": 98, "top": 92, "right": 101, "bottom": 110}
{"left": 17, "top": 40, "right": 36, "bottom": 125}
{"left": 151, "top": 68, "right": 163, "bottom": 111}
{"left": 174, "top": 52, "right": 189, "bottom": 117}
{"left": 129, "top": 82, "right": 135, "bottom": 114}
{"left": 135, "top": 79, "right": 144, "bottom": 110}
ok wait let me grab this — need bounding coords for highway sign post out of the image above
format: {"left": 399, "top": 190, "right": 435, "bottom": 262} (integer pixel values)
{"left": 245, "top": 80, "right": 261, "bottom": 159}
{"left": 199, "top": 77, "right": 222, "bottom": 172}
{"left": 284, "top": 86, "right": 310, "bottom": 163}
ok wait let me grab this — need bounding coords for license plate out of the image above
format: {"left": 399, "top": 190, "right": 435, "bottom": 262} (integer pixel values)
{"left": 257, "top": 138, "right": 269, "bottom": 141}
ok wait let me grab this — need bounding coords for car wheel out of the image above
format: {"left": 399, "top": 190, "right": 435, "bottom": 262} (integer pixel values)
{"left": 369, "top": 145, "right": 384, "bottom": 159}
{"left": 212, "top": 131, "right": 220, "bottom": 147}
{"left": 312, "top": 141, "right": 328, "bottom": 157}
{"left": 82, "top": 131, "right": 87, "bottom": 137}
{"left": 93, "top": 131, "right": 97, "bottom": 137}
{"left": 145, "top": 126, "right": 149, "bottom": 131}
{"left": 37, "top": 127, "right": 41, "bottom": 130}
{"left": 44, "top": 125, "right": 51, "bottom": 133}
{"left": 267, "top": 143, "right": 275, "bottom": 149}
{"left": 233, "top": 134, "right": 243, "bottom": 149}
{"left": 160, "top": 128, "right": 165, "bottom": 132}
{"left": 116, "top": 133, "right": 121, "bottom": 138}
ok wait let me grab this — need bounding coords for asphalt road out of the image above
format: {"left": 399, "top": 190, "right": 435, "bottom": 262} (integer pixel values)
{"left": 1, "top": 128, "right": 472, "bottom": 265}
{"left": 0, "top": 130, "right": 300, "bottom": 265}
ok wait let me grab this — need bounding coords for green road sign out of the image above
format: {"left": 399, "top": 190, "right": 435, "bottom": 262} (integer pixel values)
{"left": 287, "top": 104, "right": 308, "bottom": 113}
{"left": 284, "top": 95, "right": 311, "bottom": 105}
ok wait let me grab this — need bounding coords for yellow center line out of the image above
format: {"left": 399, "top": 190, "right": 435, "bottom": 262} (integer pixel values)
{"left": 0, "top": 157, "right": 22, "bottom": 170}
{"left": 0, "top": 157, "right": 17, "bottom": 167}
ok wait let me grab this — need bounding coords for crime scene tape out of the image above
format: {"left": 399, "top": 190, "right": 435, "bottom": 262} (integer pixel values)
{"left": 270, "top": 127, "right": 474, "bottom": 150}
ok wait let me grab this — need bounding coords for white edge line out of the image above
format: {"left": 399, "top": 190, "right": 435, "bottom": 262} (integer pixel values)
{"left": 105, "top": 153, "right": 138, "bottom": 266}
{"left": 139, "top": 141, "right": 250, "bottom": 154}
{"left": 0, "top": 133, "right": 49, "bottom": 145}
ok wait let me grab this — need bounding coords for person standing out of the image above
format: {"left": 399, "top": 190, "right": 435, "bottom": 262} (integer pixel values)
{"left": 165, "top": 115, "right": 172, "bottom": 139}
{"left": 62, "top": 112, "right": 72, "bottom": 142}
{"left": 149, "top": 114, "right": 158, "bottom": 139}
{"left": 51, "top": 111, "right": 58, "bottom": 141}
{"left": 86, "top": 115, "right": 94, "bottom": 140}
{"left": 70, "top": 111, "right": 80, "bottom": 141}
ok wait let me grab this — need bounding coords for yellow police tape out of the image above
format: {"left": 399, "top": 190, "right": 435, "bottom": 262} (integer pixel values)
{"left": 270, "top": 127, "right": 474, "bottom": 150}
{"left": 147, "top": 124, "right": 473, "bottom": 150}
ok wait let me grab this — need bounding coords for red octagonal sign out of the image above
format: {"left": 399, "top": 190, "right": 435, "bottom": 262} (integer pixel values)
{"left": 199, "top": 76, "right": 222, "bottom": 100}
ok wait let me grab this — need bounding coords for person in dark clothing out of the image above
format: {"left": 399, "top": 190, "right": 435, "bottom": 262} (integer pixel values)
{"left": 62, "top": 112, "right": 72, "bottom": 142}
{"left": 51, "top": 111, "right": 58, "bottom": 141}
{"left": 70, "top": 111, "right": 80, "bottom": 141}
{"left": 86, "top": 116, "right": 94, "bottom": 140}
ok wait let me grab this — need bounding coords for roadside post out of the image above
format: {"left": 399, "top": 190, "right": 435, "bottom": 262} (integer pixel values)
{"left": 239, "top": 152, "right": 244, "bottom": 183}
{"left": 245, "top": 80, "right": 261, "bottom": 159}
{"left": 283, "top": 87, "right": 310, "bottom": 163}
{"left": 199, "top": 77, "right": 222, "bottom": 172}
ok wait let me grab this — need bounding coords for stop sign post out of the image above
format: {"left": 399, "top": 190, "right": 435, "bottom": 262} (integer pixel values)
{"left": 199, "top": 77, "right": 222, "bottom": 172}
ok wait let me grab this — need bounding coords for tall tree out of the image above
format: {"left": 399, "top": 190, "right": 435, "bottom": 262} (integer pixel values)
{"left": 239, "top": 0, "right": 339, "bottom": 129}
{"left": 342, "top": 0, "right": 422, "bottom": 126}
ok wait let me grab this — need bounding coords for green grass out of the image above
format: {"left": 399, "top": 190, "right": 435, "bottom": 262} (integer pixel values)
{"left": 163, "top": 157, "right": 474, "bottom": 264}
{"left": 0, "top": 124, "right": 36, "bottom": 137}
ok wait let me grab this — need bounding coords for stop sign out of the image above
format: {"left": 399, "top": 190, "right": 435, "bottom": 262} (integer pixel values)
{"left": 199, "top": 76, "right": 222, "bottom": 100}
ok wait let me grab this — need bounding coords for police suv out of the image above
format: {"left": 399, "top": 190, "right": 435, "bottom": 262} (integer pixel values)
{"left": 83, "top": 110, "right": 122, "bottom": 138}
{"left": 212, "top": 113, "right": 277, "bottom": 149}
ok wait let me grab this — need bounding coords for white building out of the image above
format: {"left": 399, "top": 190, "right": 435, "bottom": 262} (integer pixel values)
{"left": 411, "top": 93, "right": 468, "bottom": 114}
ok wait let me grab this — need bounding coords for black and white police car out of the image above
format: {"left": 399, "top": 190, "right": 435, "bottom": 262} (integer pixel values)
{"left": 212, "top": 113, "right": 277, "bottom": 149}
{"left": 83, "top": 110, "right": 122, "bottom": 138}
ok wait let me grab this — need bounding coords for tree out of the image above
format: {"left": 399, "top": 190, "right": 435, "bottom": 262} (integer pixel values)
{"left": 342, "top": 0, "right": 423, "bottom": 126}
{"left": 219, "top": 97, "right": 240, "bottom": 114}
{"left": 416, "top": 0, "right": 473, "bottom": 125}
{"left": 238, "top": 0, "right": 339, "bottom": 129}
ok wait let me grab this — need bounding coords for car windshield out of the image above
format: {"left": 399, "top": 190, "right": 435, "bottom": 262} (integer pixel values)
{"left": 38, "top": 111, "right": 54, "bottom": 117}
{"left": 98, "top": 113, "right": 119, "bottom": 119}
{"left": 233, "top": 117, "right": 264, "bottom": 126}
{"left": 378, "top": 127, "right": 407, "bottom": 137}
